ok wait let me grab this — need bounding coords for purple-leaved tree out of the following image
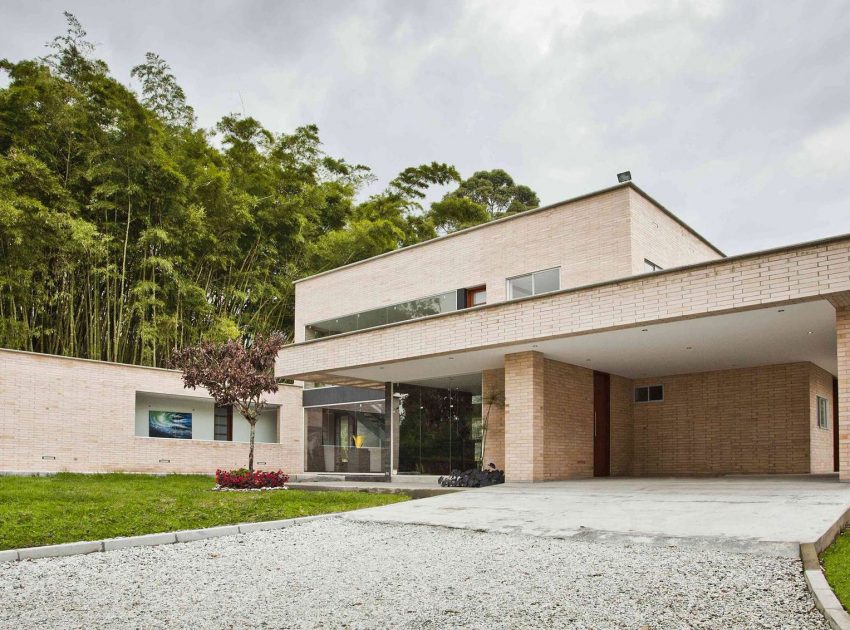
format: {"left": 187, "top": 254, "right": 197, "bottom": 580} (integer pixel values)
{"left": 171, "top": 333, "right": 287, "bottom": 472}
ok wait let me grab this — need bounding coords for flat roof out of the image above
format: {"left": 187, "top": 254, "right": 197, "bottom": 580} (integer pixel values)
{"left": 294, "top": 181, "right": 725, "bottom": 285}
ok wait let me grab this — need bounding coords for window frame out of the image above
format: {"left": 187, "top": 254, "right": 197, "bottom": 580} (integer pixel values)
{"left": 506, "top": 267, "right": 561, "bottom": 300}
{"left": 634, "top": 385, "right": 664, "bottom": 403}
{"left": 817, "top": 395, "right": 829, "bottom": 430}
{"left": 466, "top": 285, "right": 487, "bottom": 308}
{"left": 644, "top": 258, "right": 663, "bottom": 273}
{"left": 214, "top": 405, "right": 233, "bottom": 441}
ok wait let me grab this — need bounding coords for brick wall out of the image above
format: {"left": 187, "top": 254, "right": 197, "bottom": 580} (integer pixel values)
{"left": 837, "top": 306, "right": 850, "bottom": 480}
{"left": 504, "top": 352, "right": 546, "bottom": 481}
{"left": 629, "top": 188, "right": 720, "bottom": 274}
{"left": 278, "top": 235, "right": 850, "bottom": 382}
{"left": 543, "top": 359, "right": 593, "bottom": 480}
{"left": 631, "top": 363, "right": 814, "bottom": 475}
{"left": 609, "top": 374, "right": 634, "bottom": 476}
{"left": 0, "top": 349, "right": 304, "bottom": 474}
{"left": 293, "top": 184, "right": 721, "bottom": 343}
{"left": 810, "top": 364, "right": 835, "bottom": 474}
{"left": 481, "top": 368, "right": 505, "bottom": 470}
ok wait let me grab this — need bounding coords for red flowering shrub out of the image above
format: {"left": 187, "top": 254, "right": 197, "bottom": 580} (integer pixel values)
{"left": 215, "top": 468, "right": 289, "bottom": 489}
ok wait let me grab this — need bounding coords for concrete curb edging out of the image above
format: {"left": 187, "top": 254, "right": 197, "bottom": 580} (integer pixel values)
{"left": 0, "top": 513, "right": 336, "bottom": 563}
{"left": 801, "top": 505, "right": 850, "bottom": 630}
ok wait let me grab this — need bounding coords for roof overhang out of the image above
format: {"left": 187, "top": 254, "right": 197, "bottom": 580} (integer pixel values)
{"left": 277, "top": 235, "right": 850, "bottom": 387}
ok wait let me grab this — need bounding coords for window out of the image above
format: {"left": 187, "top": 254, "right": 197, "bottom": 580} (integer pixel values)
{"left": 817, "top": 395, "right": 829, "bottom": 430}
{"left": 507, "top": 267, "right": 560, "bottom": 300}
{"left": 644, "top": 259, "right": 663, "bottom": 273}
{"left": 466, "top": 286, "right": 486, "bottom": 307}
{"left": 306, "top": 290, "right": 457, "bottom": 339}
{"left": 214, "top": 405, "right": 232, "bottom": 441}
{"left": 634, "top": 385, "right": 663, "bottom": 403}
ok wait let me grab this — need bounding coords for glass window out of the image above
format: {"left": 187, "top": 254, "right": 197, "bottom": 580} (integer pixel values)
{"left": 507, "top": 268, "right": 560, "bottom": 300}
{"left": 466, "top": 286, "right": 486, "bottom": 308}
{"left": 818, "top": 395, "right": 829, "bottom": 429}
{"left": 645, "top": 259, "right": 663, "bottom": 272}
{"left": 533, "top": 268, "right": 560, "bottom": 294}
{"left": 634, "top": 385, "right": 663, "bottom": 403}
{"left": 308, "top": 290, "right": 457, "bottom": 338}
{"left": 214, "top": 406, "right": 231, "bottom": 441}
{"left": 507, "top": 274, "right": 533, "bottom": 299}
{"left": 305, "top": 401, "right": 387, "bottom": 474}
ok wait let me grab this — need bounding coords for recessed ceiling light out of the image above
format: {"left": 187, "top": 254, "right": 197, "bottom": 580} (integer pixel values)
{"left": 807, "top": 331, "right": 814, "bottom": 335}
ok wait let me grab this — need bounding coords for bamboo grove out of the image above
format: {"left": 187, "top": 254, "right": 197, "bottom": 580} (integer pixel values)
{"left": 0, "top": 14, "right": 539, "bottom": 367}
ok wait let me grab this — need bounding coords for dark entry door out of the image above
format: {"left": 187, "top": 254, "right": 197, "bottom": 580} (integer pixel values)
{"left": 593, "top": 371, "right": 611, "bottom": 477}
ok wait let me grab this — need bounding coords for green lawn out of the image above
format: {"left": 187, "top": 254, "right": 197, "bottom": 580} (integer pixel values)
{"left": 0, "top": 473, "right": 408, "bottom": 550}
{"left": 822, "top": 529, "right": 850, "bottom": 609}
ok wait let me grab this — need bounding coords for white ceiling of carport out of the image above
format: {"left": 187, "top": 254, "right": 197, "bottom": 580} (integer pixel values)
{"left": 329, "top": 300, "right": 837, "bottom": 387}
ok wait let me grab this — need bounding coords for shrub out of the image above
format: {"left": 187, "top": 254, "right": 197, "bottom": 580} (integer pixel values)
{"left": 215, "top": 468, "right": 289, "bottom": 489}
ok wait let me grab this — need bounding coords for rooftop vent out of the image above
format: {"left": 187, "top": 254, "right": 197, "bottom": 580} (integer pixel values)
{"left": 617, "top": 171, "right": 632, "bottom": 183}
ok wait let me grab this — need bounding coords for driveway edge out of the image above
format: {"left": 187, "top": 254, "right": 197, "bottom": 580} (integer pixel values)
{"left": 0, "top": 513, "right": 337, "bottom": 563}
{"left": 801, "top": 505, "right": 850, "bottom": 630}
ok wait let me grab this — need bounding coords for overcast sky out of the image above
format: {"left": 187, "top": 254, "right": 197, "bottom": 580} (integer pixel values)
{"left": 3, "top": 0, "right": 850, "bottom": 255}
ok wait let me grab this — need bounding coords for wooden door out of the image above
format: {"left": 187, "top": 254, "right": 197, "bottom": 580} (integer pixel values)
{"left": 593, "top": 371, "right": 611, "bottom": 477}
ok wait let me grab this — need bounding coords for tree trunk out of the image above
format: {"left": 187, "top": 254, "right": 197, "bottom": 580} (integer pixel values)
{"left": 248, "top": 419, "right": 256, "bottom": 473}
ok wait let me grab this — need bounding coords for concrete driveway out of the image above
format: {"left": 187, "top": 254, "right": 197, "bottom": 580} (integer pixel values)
{"left": 345, "top": 475, "right": 850, "bottom": 556}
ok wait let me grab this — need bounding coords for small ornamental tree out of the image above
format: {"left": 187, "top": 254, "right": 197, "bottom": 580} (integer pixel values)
{"left": 171, "top": 333, "right": 287, "bottom": 472}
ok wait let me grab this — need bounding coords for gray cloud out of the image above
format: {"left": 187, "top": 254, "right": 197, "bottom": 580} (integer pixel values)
{"left": 3, "top": 0, "right": 850, "bottom": 254}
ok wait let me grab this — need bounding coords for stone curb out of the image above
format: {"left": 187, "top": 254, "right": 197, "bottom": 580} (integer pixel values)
{"left": 0, "top": 513, "right": 339, "bottom": 563}
{"left": 801, "top": 505, "right": 850, "bottom": 630}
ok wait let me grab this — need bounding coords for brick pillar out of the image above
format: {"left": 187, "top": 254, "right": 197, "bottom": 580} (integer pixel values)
{"left": 481, "top": 368, "right": 505, "bottom": 469}
{"left": 838, "top": 307, "right": 850, "bottom": 480}
{"left": 504, "top": 351, "right": 545, "bottom": 482}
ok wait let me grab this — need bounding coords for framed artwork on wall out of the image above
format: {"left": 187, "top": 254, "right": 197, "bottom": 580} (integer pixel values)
{"left": 149, "top": 411, "right": 192, "bottom": 439}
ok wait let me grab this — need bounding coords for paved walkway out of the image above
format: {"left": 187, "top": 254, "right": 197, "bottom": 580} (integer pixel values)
{"left": 344, "top": 475, "right": 850, "bottom": 556}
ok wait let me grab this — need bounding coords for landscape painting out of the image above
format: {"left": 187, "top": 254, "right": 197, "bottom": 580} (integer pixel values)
{"left": 148, "top": 411, "right": 192, "bottom": 439}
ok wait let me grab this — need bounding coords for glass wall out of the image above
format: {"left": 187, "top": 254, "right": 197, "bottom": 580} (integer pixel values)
{"left": 395, "top": 383, "right": 482, "bottom": 475}
{"left": 304, "top": 401, "right": 388, "bottom": 474}
{"left": 306, "top": 290, "right": 457, "bottom": 339}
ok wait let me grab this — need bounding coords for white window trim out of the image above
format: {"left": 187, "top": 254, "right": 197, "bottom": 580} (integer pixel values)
{"left": 817, "top": 395, "right": 829, "bottom": 430}
{"left": 506, "top": 267, "right": 561, "bottom": 300}
{"left": 634, "top": 385, "right": 664, "bottom": 403}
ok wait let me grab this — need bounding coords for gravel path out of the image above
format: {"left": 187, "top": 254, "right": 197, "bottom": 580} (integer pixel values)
{"left": 0, "top": 518, "right": 828, "bottom": 629}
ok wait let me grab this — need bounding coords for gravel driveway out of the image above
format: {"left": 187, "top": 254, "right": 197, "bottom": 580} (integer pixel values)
{"left": 0, "top": 518, "right": 827, "bottom": 629}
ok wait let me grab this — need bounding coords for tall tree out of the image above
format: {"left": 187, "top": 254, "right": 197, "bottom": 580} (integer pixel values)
{"left": 0, "top": 13, "right": 540, "bottom": 367}
{"left": 443, "top": 169, "right": 539, "bottom": 219}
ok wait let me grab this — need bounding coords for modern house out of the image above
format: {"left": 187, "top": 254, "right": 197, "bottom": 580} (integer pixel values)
{"left": 276, "top": 181, "right": 849, "bottom": 482}
{"left": 3, "top": 181, "right": 849, "bottom": 482}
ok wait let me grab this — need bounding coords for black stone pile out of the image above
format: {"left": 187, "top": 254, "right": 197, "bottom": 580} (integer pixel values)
{"left": 438, "top": 463, "right": 505, "bottom": 488}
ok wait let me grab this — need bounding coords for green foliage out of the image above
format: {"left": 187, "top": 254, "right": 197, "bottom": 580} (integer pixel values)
{"left": 0, "top": 13, "right": 539, "bottom": 366}
{"left": 0, "top": 473, "right": 408, "bottom": 550}
{"left": 447, "top": 168, "right": 540, "bottom": 218}
{"left": 822, "top": 528, "right": 850, "bottom": 609}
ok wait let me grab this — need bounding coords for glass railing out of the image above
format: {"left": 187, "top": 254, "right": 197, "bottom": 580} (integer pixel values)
{"left": 306, "top": 290, "right": 457, "bottom": 339}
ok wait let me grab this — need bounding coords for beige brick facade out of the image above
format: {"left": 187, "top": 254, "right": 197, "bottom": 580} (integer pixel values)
{"left": 0, "top": 349, "right": 304, "bottom": 474}
{"left": 837, "top": 306, "right": 850, "bottom": 480}
{"left": 630, "top": 363, "right": 817, "bottom": 475}
{"left": 277, "top": 236, "right": 850, "bottom": 383}
{"left": 493, "top": 359, "right": 834, "bottom": 481}
{"left": 293, "top": 183, "right": 720, "bottom": 343}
